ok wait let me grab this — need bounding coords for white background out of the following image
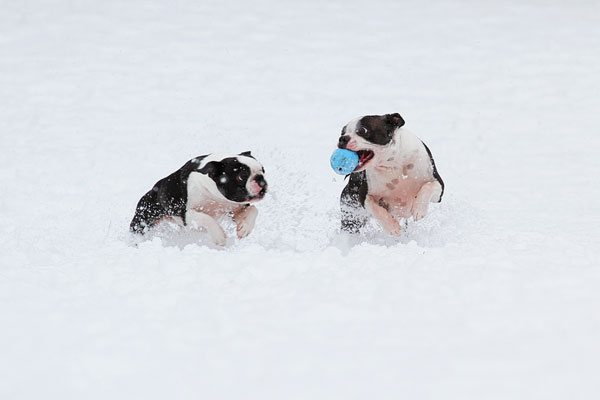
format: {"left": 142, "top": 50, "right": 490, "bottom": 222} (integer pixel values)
{"left": 1, "top": 0, "right": 599, "bottom": 398}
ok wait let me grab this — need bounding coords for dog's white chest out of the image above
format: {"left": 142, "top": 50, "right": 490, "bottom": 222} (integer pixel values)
{"left": 367, "top": 161, "right": 431, "bottom": 218}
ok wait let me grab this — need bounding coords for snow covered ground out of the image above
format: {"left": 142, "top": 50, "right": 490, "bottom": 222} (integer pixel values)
{"left": 1, "top": 0, "right": 599, "bottom": 398}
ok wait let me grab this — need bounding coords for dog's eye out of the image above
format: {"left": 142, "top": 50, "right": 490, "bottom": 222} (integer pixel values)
{"left": 358, "top": 127, "right": 367, "bottom": 135}
{"left": 236, "top": 173, "right": 247, "bottom": 183}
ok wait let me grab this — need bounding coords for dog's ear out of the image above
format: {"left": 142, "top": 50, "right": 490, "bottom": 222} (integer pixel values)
{"left": 385, "top": 113, "right": 405, "bottom": 128}
{"left": 198, "top": 161, "right": 220, "bottom": 177}
{"left": 239, "top": 151, "right": 252, "bottom": 157}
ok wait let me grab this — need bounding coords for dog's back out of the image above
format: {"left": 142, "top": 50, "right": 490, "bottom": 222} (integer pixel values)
{"left": 130, "top": 159, "right": 200, "bottom": 233}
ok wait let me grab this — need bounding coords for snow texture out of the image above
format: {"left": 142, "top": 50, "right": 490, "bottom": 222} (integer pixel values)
{"left": 1, "top": 0, "right": 599, "bottom": 398}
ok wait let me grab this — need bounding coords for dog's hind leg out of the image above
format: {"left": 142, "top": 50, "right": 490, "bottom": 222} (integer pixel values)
{"left": 411, "top": 180, "right": 443, "bottom": 221}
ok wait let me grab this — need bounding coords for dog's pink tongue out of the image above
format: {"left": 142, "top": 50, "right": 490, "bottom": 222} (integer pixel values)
{"left": 359, "top": 152, "right": 371, "bottom": 164}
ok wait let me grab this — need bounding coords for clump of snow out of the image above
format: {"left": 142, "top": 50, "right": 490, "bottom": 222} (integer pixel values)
{"left": 1, "top": 0, "right": 599, "bottom": 398}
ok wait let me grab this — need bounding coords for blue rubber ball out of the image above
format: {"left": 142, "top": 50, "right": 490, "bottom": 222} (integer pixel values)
{"left": 330, "top": 148, "right": 359, "bottom": 175}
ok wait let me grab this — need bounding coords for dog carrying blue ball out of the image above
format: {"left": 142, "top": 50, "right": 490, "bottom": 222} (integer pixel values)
{"left": 330, "top": 148, "right": 359, "bottom": 175}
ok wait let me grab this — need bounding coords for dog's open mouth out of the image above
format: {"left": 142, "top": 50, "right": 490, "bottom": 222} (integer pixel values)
{"left": 356, "top": 150, "right": 375, "bottom": 170}
{"left": 248, "top": 188, "right": 267, "bottom": 202}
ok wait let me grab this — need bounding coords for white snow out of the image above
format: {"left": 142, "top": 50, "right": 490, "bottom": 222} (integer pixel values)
{"left": 1, "top": 0, "right": 600, "bottom": 398}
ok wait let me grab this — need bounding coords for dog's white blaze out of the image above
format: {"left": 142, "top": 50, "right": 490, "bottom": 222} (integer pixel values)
{"left": 236, "top": 155, "right": 264, "bottom": 173}
{"left": 194, "top": 153, "right": 262, "bottom": 173}
{"left": 343, "top": 118, "right": 381, "bottom": 153}
{"left": 345, "top": 118, "right": 360, "bottom": 134}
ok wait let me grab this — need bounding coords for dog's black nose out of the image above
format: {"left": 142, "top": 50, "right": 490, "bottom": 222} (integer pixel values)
{"left": 338, "top": 135, "right": 350, "bottom": 148}
{"left": 255, "top": 175, "right": 267, "bottom": 188}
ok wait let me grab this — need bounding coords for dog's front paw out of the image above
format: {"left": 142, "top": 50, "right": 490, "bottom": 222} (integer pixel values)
{"left": 237, "top": 220, "right": 254, "bottom": 239}
{"left": 207, "top": 224, "right": 227, "bottom": 246}
{"left": 236, "top": 206, "right": 258, "bottom": 239}
{"left": 381, "top": 220, "right": 403, "bottom": 236}
{"left": 387, "top": 225, "right": 404, "bottom": 237}
{"left": 411, "top": 201, "right": 429, "bottom": 221}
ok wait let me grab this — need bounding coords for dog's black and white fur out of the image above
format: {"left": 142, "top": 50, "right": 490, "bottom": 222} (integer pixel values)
{"left": 338, "top": 113, "right": 444, "bottom": 235}
{"left": 130, "top": 152, "right": 267, "bottom": 245}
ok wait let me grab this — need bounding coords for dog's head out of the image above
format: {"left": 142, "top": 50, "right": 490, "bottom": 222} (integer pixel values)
{"left": 337, "top": 113, "right": 405, "bottom": 172}
{"left": 197, "top": 151, "right": 268, "bottom": 203}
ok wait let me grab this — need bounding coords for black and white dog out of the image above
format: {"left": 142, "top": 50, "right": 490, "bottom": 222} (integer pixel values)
{"left": 130, "top": 152, "right": 267, "bottom": 245}
{"left": 337, "top": 113, "right": 444, "bottom": 235}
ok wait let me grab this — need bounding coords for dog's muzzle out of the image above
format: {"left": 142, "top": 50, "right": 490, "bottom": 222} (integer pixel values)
{"left": 250, "top": 174, "right": 268, "bottom": 199}
{"left": 338, "top": 135, "right": 350, "bottom": 149}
